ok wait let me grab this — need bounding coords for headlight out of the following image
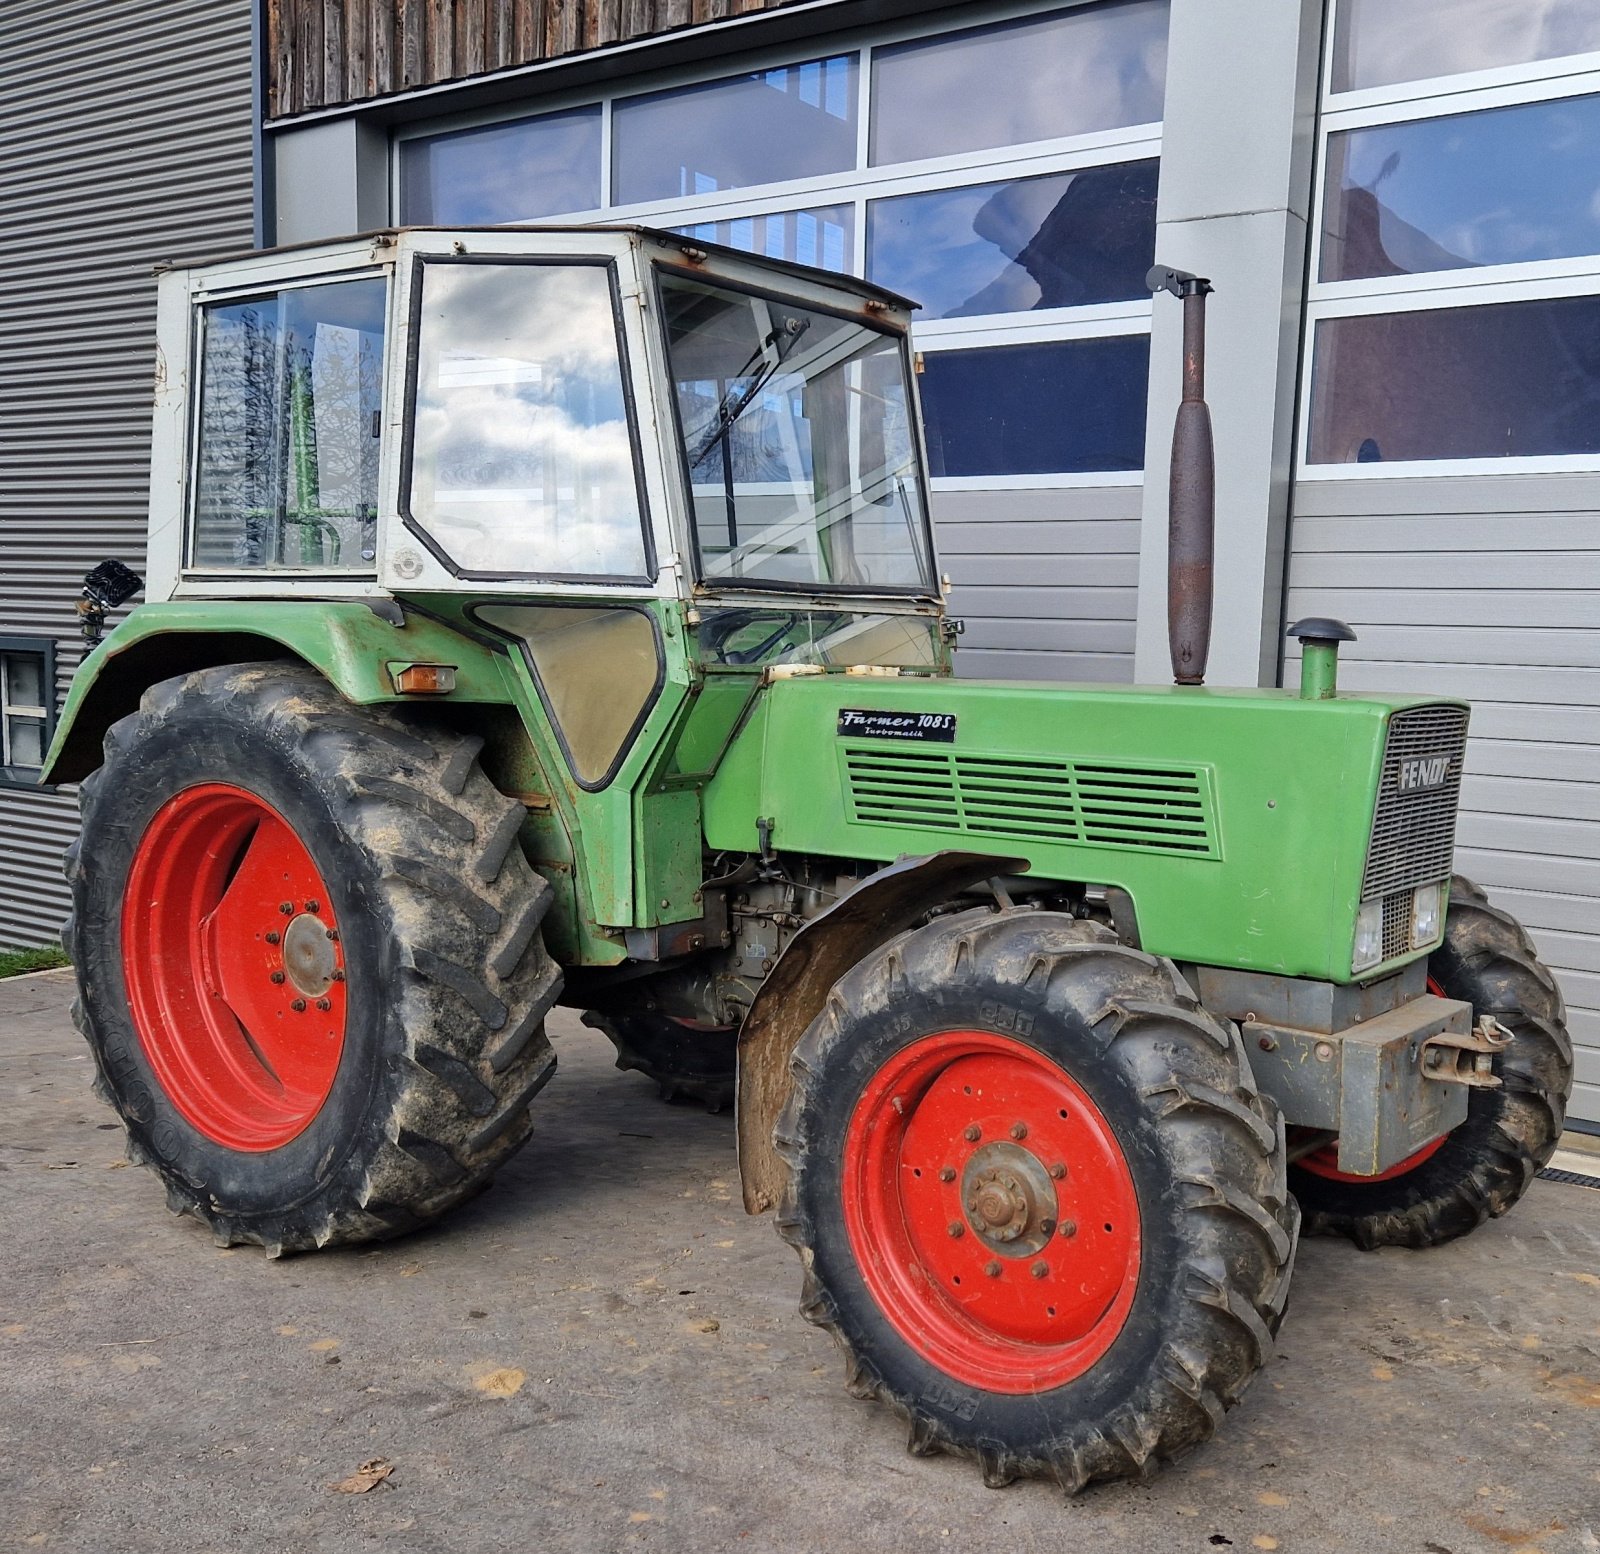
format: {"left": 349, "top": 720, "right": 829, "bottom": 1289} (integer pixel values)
{"left": 1412, "top": 882, "right": 1443, "bottom": 949}
{"left": 1353, "top": 898, "right": 1383, "bottom": 974}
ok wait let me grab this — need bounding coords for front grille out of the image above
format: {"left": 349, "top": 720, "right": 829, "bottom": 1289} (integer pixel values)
{"left": 1362, "top": 704, "right": 1469, "bottom": 900}
{"left": 843, "top": 747, "right": 1216, "bottom": 857}
{"left": 1381, "top": 890, "right": 1412, "bottom": 963}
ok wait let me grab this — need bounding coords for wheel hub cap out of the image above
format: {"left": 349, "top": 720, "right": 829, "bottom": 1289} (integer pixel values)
{"left": 963, "top": 1143, "right": 1056, "bottom": 1253}
{"left": 282, "top": 912, "right": 337, "bottom": 997}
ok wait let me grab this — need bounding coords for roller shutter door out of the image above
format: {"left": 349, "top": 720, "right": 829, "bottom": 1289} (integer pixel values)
{"left": 1285, "top": 474, "right": 1600, "bottom": 1128}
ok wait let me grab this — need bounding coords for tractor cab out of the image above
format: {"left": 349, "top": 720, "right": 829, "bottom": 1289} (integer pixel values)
{"left": 142, "top": 226, "right": 946, "bottom": 673}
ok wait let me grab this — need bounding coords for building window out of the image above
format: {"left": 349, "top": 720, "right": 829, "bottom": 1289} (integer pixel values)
{"left": 612, "top": 56, "right": 858, "bottom": 204}
{"left": 1303, "top": 5, "right": 1600, "bottom": 473}
{"left": 392, "top": 1, "right": 1169, "bottom": 487}
{"left": 397, "top": 105, "right": 601, "bottom": 224}
{"left": 868, "top": 0, "right": 1167, "bottom": 165}
{"left": 1, "top": 639, "right": 54, "bottom": 780}
{"left": 1330, "top": 0, "right": 1600, "bottom": 96}
{"left": 921, "top": 336, "right": 1150, "bottom": 478}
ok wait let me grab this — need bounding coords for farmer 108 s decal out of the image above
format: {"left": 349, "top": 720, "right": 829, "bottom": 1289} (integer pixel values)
{"left": 46, "top": 228, "right": 1573, "bottom": 1492}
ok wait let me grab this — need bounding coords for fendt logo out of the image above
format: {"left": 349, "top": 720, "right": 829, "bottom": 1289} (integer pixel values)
{"left": 1397, "top": 754, "right": 1451, "bottom": 793}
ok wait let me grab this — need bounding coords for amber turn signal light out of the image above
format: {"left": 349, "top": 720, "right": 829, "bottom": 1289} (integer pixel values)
{"left": 390, "top": 663, "right": 457, "bottom": 695}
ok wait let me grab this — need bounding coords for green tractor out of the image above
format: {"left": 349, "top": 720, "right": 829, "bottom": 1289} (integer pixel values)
{"left": 46, "top": 227, "right": 1572, "bottom": 1492}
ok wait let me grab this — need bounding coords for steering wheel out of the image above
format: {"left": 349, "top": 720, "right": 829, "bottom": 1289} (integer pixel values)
{"left": 697, "top": 609, "right": 804, "bottom": 665}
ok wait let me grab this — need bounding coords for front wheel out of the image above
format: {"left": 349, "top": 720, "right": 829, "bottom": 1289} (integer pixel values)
{"left": 777, "top": 910, "right": 1297, "bottom": 1492}
{"left": 1290, "top": 875, "right": 1573, "bottom": 1250}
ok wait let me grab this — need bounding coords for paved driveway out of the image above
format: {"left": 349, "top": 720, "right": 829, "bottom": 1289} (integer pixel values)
{"left": 2, "top": 968, "right": 1598, "bottom": 1553}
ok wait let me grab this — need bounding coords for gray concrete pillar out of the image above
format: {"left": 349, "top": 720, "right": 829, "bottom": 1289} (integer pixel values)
{"left": 269, "top": 118, "right": 389, "bottom": 245}
{"left": 1133, "top": 0, "right": 1325, "bottom": 688}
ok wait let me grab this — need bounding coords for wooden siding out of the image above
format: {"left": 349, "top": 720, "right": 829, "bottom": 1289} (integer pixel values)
{"left": 267, "top": 0, "right": 804, "bottom": 116}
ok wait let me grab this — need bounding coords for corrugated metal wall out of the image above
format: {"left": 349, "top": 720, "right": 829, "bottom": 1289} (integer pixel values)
{"left": 0, "top": 0, "right": 255, "bottom": 949}
{"left": 1285, "top": 473, "right": 1600, "bottom": 1126}
{"left": 937, "top": 487, "right": 1142, "bottom": 683}
{"left": 267, "top": 0, "right": 801, "bottom": 116}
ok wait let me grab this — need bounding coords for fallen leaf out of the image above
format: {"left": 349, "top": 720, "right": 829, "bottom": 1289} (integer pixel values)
{"left": 1257, "top": 1492, "right": 1289, "bottom": 1508}
{"left": 276, "top": 1326, "right": 298, "bottom": 1337}
{"left": 1252, "top": 1538, "right": 1279, "bottom": 1551}
{"left": 308, "top": 1339, "right": 339, "bottom": 1353}
{"left": 473, "top": 1367, "right": 526, "bottom": 1397}
{"left": 629, "top": 1512, "right": 652, "bottom": 1524}
{"left": 694, "top": 1319, "right": 721, "bottom": 1334}
{"left": 1371, "top": 1364, "right": 1394, "bottom": 1381}
{"left": 330, "top": 1458, "right": 393, "bottom": 1494}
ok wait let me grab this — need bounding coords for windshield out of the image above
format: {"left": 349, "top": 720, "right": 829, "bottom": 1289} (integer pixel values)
{"left": 695, "top": 607, "right": 941, "bottom": 669}
{"left": 658, "top": 272, "right": 935, "bottom": 593}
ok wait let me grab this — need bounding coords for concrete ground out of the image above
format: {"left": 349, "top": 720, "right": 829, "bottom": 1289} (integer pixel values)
{"left": 3, "top": 967, "right": 1598, "bottom": 1554}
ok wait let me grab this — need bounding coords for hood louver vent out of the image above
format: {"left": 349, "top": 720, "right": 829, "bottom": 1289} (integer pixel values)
{"left": 843, "top": 747, "right": 1217, "bottom": 857}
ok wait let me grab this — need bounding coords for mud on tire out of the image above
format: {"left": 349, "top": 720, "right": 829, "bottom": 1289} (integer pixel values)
{"left": 64, "top": 662, "right": 562, "bottom": 1255}
{"left": 776, "top": 909, "right": 1298, "bottom": 1492}
{"left": 1291, "top": 875, "right": 1573, "bottom": 1250}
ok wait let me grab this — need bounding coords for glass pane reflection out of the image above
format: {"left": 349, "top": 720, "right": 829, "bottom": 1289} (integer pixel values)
{"left": 1333, "top": 0, "right": 1600, "bottom": 93}
{"left": 671, "top": 206, "right": 853, "bottom": 272}
{"left": 868, "top": 160, "right": 1157, "bottom": 317}
{"left": 1323, "top": 95, "right": 1600, "bottom": 281}
{"left": 920, "top": 337, "right": 1149, "bottom": 477}
{"left": 397, "top": 106, "right": 602, "bottom": 224}
{"left": 1307, "top": 296, "right": 1600, "bottom": 463}
{"left": 613, "top": 56, "right": 857, "bottom": 205}
{"left": 408, "top": 263, "right": 648, "bottom": 577}
{"left": 871, "top": 1, "right": 1167, "bottom": 166}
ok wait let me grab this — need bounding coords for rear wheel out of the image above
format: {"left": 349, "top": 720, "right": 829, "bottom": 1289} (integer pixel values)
{"left": 778, "top": 909, "right": 1297, "bottom": 1492}
{"left": 1290, "top": 876, "right": 1572, "bottom": 1249}
{"left": 65, "top": 662, "right": 563, "bottom": 1254}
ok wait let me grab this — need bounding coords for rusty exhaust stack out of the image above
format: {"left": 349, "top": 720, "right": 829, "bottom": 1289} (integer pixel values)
{"left": 1147, "top": 265, "right": 1215, "bottom": 685}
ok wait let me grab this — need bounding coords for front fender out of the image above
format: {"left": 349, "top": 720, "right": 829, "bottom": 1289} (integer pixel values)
{"left": 43, "top": 599, "right": 514, "bottom": 784}
{"left": 736, "top": 849, "right": 1027, "bottom": 1214}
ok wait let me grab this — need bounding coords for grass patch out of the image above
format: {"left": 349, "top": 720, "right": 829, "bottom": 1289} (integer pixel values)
{"left": 0, "top": 944, "right": 69, "bottom": 979}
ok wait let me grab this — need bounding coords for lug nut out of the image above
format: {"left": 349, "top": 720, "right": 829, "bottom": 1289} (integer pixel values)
{"left": 264, "top": 931, "right": 280, "bottom": 945}
{"left": 947, "top": 1222, "right": 964, "bottom": 1239}
{"left": 279, "top": 902, "right": 293, "bottom": 915}
{"left": 291, "top": 998, "right": 307, "bottom": 1012}
{"left": 316, "top": 998, "right": 332, "bottom": 1012}
{"left": 1059, "top": 1219, "right": 1078, "bottom": 1239}
{"left": 938, "top": 1166, "right": 955, "bottom": 1183}
{"left": 1048, "top": 1162, "right": 1066, "bottom": 1180}
{"left": 963, "top": 1124, "right": 981, "bottom": 1143}
{"left": 332, "top": 969, "right": 345, "bottom": 982}
{"left": 983, "top": 1260, "right": 1001, "bottom": 1278}
{"left": 269, "top": 970, "right": 286, "bottom": 985}
{"left": 1039, "top": 1217, "right": 1057, "bottom": 1236}
{"left": 1010, "top": 1121, "right": 1028, "bottom": 1141}
{"left": 305, "top": 900, "right": 320, "bottom": 913}
{"left": 1031, "top": 1261, "right": 1049, "bottom": 1280}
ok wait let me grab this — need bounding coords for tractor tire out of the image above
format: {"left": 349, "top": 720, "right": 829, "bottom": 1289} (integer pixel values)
{"left": 776, "top": 909, "right": 1298, "bottom": 1492}
{"left": 64, "top": 662, "right": 563, "bottom": 1255}
{"left": 1290, "top": 875, "right": 1572, "bottom": 1250}
{"left": 581, "top": 1009, "right": 738, "bottom": 1112}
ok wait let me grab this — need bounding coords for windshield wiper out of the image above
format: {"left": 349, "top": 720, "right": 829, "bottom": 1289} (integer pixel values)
{"left": 689, "top": 317, "right": 810, "bottom": 470}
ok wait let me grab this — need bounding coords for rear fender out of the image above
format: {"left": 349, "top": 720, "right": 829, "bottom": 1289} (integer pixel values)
{"left": 43, "top": 599, "right": 514, "bottom": 784}
{"left": 736, "top": 849, "right": 1027, "bottom": 1214}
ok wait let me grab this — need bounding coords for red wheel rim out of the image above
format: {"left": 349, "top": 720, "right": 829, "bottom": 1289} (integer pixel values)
{"left": 842, "top": 1031, "right": 1140, "bottom": 1393}
{"left": 1296, "top": 975, "right": 1455, "bottom": 1183}
{"left": 122, "top": 783, "right": 348, "bottom": 1151}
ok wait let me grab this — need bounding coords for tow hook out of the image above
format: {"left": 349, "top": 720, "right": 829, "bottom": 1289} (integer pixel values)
{"left": 1420, "top": 1016, "right": 1512, "bottom": 1088}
